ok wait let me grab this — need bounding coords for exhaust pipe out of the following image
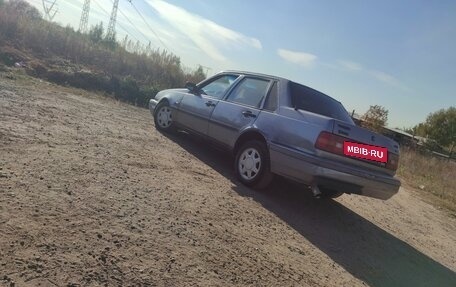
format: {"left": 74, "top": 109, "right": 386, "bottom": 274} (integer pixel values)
{"left": 311, "top": 184, "right": 322, "bottom": 198}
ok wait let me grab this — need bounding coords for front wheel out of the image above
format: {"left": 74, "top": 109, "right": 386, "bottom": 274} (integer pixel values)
{"left": 154, "top": 101, "right": 175, "bottom": 132}
{"left": 235, "top": 140, "right": 274, "bottom": 189}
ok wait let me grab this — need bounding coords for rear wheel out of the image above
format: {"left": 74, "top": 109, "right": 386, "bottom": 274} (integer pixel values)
{"left": 154, "top": 101, "right": 175, "bottom": 132}
{"left": 235, "top": 140, "right": 273, "bottom": 189}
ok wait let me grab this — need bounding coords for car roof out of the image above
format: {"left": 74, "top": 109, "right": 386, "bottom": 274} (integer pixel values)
{"left": 216, "top": 70, "right": 288, "bottom": 82}
{"left": 216, "top": 70, "right": 344, "bottom": 105}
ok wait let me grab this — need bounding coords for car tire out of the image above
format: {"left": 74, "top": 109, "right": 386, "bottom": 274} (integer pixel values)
{"left": 154, "top": 101, "right": 175, "bottom": 132}
{"left": 235, "top": 140, "right": 274, "bottom": 189}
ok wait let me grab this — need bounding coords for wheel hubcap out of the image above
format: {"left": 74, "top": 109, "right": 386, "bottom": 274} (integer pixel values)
{"left": 238, "top": 148, "right": 261, "bottom": 180}
{"left": 157, "top": 106, "right": 172, "bottom": 128}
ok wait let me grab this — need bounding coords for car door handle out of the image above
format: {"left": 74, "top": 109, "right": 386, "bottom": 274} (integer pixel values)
{"left": 205, "top": 101, "right": 216, "bottom": 107}
{"left": 242, "top": 110, "right": 256, "bottom": 118}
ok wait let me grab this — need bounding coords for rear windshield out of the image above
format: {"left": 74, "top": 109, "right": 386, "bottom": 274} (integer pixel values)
{"left": 289, "top": 82, "right": 354, "bottom": 124}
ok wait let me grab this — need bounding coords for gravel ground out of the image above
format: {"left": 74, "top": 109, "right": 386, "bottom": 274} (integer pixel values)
{"left": 1, "top": 72, "right": 455, "bottom": 286}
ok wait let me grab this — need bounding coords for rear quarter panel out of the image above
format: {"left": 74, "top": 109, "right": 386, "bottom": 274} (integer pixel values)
{"left": 257, "top": 107, "right": 334, "bottom": 154}
{"left": 254, "top": 107, "right": 334, "bottom": 180}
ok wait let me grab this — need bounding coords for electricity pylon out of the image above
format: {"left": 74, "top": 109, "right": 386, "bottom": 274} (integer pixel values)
{"left": 78, "top": 0, "right": 91, "bottom": 33}
{"left": 106, "top": 0, "right": 119, "bottom": 40}
{"left": 42, "top": 0, "right": 58, "bottom": 21}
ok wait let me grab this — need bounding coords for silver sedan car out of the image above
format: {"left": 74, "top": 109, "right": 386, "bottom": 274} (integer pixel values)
{"left": 149, "top": 71, "right": 401, "bottom": 200}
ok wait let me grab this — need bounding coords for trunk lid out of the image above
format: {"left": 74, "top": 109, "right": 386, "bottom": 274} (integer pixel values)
{"left": 332, "top": 120, "right": 399, "bottom": 154}
{"left": 328, "top": 120, "right": 400, "bottom": 175}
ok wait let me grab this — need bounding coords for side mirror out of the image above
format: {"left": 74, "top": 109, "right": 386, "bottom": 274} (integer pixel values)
{"left": 185, "top": 82, "right": 199, "bottom": 94}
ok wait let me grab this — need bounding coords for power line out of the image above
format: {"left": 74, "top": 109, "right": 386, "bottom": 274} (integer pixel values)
{"left": 127, "top": 0, "right": 173, "bottom": 54}
{"left": 126, "top": 2, "right": 211, "bottom": 72}
{"left": 111, "top": 0, "right": 156, "bottom": 47}
{"left": 92, "top": 0, "right": 142, "bottom": 44}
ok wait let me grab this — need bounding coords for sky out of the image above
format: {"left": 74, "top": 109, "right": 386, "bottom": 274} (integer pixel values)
{"left": 25, "top": 0, "right": 456, "bottom": 128}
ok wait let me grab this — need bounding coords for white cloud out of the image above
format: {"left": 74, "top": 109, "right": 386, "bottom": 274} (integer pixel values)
{"left": 369, "top": 70, "right": 397, "bottom": 84}
{"left": 277, "top": 49, "right": 317, "bottom": 67}
{"left": 145, "top": 0, "right": 262, "bottom": 62}
{"left": 369, "top": 70, "right": 410, "bottom": 91}
{"left": 337, "top": 60, "right": 362, "bottom": 71}
{"left": 333, "top": 59, "right": 410, "bottom": 91}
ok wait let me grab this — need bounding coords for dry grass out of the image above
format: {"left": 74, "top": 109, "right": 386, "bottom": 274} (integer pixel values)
{"left": 397, "top": 148, "right": 456, "bottom": 213}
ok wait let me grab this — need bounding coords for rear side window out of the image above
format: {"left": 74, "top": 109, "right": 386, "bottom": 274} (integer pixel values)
{"left": 289, "top": 82, "right": 353, "bottom": 123}
{"left": 227, "top": 78, "right": 270, "bottom": 108}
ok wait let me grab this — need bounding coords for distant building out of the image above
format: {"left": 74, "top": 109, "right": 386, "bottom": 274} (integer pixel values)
{"left": 350, "top": 111, "right": 452, "bottom": 159}
{"left": 381, "top": 127, "right": 417, "bottom": 147}
{"left": 350, "top": 112, "right": 417, "bottom": 147}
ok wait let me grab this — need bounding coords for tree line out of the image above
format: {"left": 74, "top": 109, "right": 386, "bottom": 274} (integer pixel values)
{"left": 359, "top": 104, "right": 455, "bottom": 154}
{"left": 406, "top": 107, "right": 455, "bottom": 153}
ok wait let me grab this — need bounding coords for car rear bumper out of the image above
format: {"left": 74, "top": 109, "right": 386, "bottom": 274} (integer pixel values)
{"left": 310, "top": 166, "right": 400, "bottom": 200}
{"left": 269, "top": 143, "right": 401, "bottom": 200}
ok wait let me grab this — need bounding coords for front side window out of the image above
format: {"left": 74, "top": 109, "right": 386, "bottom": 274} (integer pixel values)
{"left": 227, "top": 78, "right": 270, "bottom": 108}
{"left": 200, "top": 74, "right": 239, "bottom": 99}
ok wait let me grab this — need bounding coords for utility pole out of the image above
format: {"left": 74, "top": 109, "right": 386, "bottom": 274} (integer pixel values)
{"left": 42, "top": 0, "right": 58, "bottom": 22}
{"left": 106, "top": 0, "right": 119, "bottom": 40}
{"left": 78, "top": 0, "right": 91, "bottom": 33}
{"left": 200, "top": 65, "right": 212, "bottom": 76}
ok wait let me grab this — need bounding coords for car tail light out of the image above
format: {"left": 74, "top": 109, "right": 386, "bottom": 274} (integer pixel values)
{"left": 386, "top": 152, "right": 399, "bottom": 171}
{"left": 315, "top": 131, "right": 345, "bottom": 156}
